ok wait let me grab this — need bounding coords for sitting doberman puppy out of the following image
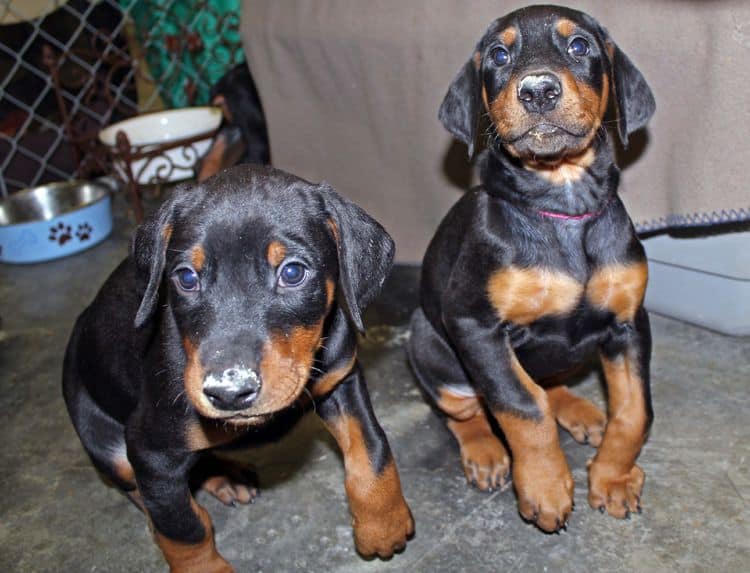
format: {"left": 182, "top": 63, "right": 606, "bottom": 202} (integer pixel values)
{"left": 63, "top": 165, "right": 414, "bottom": 571}
{"left": 408, "top": 5, "right": 656, "bottom": 533}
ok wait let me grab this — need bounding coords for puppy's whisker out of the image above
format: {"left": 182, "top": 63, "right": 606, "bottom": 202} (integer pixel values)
{"left": 299, "top": 387, "right": 316, "bottom": 414}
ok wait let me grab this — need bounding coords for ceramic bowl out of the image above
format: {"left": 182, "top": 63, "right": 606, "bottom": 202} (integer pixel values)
{"left": 99, "top": 107, "right": 222, "bottom": 184}
{"left": 0, "top": 180, "right": 112, "bottom": 264}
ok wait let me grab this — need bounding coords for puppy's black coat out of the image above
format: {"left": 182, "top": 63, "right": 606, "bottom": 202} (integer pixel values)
{"left": 64, "top": 165, "right": 413, "bottom": 571}
{"left": 408, "top": 5, "right": 656, "bottom": 532}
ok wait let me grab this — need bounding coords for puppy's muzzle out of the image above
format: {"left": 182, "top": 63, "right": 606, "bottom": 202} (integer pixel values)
{"left": 202, "top": 366, "right": 261, "bottom": 411}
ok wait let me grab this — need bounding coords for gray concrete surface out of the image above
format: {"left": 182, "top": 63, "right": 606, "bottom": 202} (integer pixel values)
{"left": 1, "top": 193, "right": 749, "bottom": 572}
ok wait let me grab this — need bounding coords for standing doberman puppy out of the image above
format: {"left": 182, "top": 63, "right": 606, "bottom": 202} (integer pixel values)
{"left": 408, "top": 5, "right": 656, "bottom": 532}
{"left": 63, "top": 165, "right": 414, "bottom": 572}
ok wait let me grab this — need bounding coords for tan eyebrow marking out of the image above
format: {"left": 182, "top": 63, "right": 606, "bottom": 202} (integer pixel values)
{"left": 556, "top": 18, "right": 576, "bottom": 38}
{"left": 500, "top": 27, "right": 517, "bottom": 46}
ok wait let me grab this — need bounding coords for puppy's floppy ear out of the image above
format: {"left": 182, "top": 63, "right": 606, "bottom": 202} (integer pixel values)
{"left": 318, "top": 183, "right": 395, "bottom": 333}
{"left": 603, "top": 30, "right": 656, "bottom": 146}
{"left": 131, "top": 185, "right": 194, "bottom": 329}
{"left": 438, "top": 45, "right": 483, "bottom": 157}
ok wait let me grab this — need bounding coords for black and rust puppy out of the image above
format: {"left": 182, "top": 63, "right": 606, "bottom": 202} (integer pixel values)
{"left": 196, "top": 62, "right": 271, "bottom": 182}
{"left": 408, "top": 5, "right": 656, "bottom": 532}
{"left": 63, "top": 165, "right": 413, "bottom": 571}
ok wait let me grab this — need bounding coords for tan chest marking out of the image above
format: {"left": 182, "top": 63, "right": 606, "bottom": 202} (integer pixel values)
{"left": 586, "top": 262, "right": 648, "bottom": 323}
{"left": 487, "top": 266, "right": 583, "bottom": 325}
{"left": 524, "top": 147, "right": 595, "bottom": 185}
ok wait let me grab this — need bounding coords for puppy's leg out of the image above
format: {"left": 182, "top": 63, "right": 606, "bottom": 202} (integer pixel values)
{"left": 442, "top": 391, "right": 511, "bottom": 491}
{"left": 127, "top": 429, "right": 233, "bottom": 573}
{"left": 63, "top": 381, "right": 145, "bottom": 507}
{"left": 547, "top": 386, "right": 606, "bottom": 447}
{"left": 493, "top": 353, "right": 574, "bottom": 532}
{"left": 317, "top": 366, "right": 414, "bottom": 559}
{"left": 444, "top": 315, "right": 573, "bottom": 533}
{"left": 408, "top": 308, "right": 510, "bottom": 491}
{"left": 588, "top": 307, "right": 653, "bottom": 518}
{"left": 195, "top": 126, "right": 245, "bottom": 182}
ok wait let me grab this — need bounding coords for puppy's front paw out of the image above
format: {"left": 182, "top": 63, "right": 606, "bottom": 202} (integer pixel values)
{"left": 588, "top": 460, "right": 644, "bottom": 518}
{"left": 353, "top": 497, "right": 414, "bottom": 559}
{"left": 514, "top": 457, "right": 574, "bottom": 532}
{"left": 458, "top": 435, "right": 511, "bottom": 492}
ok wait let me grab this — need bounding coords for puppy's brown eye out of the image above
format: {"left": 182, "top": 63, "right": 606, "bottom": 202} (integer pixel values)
{"left": 568, "top": 37, "right": 590, "bottom": 58}
{"left": 490, "top": 46, "right": 510, "bottom": 66}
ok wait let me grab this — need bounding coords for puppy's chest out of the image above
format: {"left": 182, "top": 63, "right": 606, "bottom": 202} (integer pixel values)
{"left": 486, "top": 261, "right": 648, "bottom": 328}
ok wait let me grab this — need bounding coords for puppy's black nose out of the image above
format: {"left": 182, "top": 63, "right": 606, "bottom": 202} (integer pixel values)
{"left": 518, "top": 73, "right": 562, "bottom": 113}
{"left": 203, "top": 366, "right": 261, "bottom": 411}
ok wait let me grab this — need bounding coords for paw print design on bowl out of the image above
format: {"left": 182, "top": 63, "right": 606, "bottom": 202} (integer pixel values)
{"left": 76, "top": 222, "right": 93, "bottom": 241}
{"left": 49, "top": 222, "right": 73, "bottom": 246}
{"left": 1, "top": 181, "right": 113, "bottom": 263}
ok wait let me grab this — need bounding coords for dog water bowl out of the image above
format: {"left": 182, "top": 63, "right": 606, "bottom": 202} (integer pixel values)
{"left": 0, "top": 180, "right": 112, "bottom": 264}
{"left": 99, "top": 107, "right": 222, "bottom": 184}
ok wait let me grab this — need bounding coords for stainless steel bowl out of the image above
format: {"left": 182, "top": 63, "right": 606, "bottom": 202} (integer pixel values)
{"left": 0, "top": 180, "right": 113, "bottom": 264}
{"left": 0, "top": 181, "right": 109, "bottom": 225}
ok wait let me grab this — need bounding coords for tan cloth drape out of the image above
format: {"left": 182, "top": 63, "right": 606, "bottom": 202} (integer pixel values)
{"left": 242, "top": 0, "right": 750, "bottom": 263}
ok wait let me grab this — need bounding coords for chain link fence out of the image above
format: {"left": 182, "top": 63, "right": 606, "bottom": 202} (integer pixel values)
{"left": 0, "top": 0, "right": 243, "bottom": 197}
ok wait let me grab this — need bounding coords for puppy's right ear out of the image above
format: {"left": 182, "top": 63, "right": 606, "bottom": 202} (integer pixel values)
{"left": 607, "top": 38, "right": 656, "bottom": 147}
{"left": 131, "top": 186, "right": 192, "bottom": 329}
{"left": 438, "top": 47, "right": 482, "bottom": 157}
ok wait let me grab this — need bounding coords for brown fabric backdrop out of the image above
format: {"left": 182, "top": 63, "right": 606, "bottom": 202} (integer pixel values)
{"left": 242, "top": 0, "right": 750, "bottom": 263}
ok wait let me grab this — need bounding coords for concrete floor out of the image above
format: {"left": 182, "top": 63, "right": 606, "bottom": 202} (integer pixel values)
{"left": 1, "top": 193, "right": 749, "bottom": 573}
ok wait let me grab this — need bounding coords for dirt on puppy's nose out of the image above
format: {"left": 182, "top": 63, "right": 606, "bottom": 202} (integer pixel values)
{"left": 203, "top": 366, "right": 261, "bottom": 411}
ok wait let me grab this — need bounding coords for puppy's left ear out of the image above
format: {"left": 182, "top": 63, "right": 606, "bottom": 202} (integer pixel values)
{"left": 604, "top": 31, "right": 656, "bottom": 146}
{"left": 318, "top": 184, "right": 395, "bottom": 333}
{"left": 438, "top": 46, "right": 483, "bottom": 157}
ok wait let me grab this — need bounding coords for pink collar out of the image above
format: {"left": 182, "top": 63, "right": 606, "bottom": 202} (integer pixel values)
{"left": 537, "top": 198, "right": 611, "bottom": 221}
{"left": 537, "top": 209, "right": 599, "bottom": 221}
